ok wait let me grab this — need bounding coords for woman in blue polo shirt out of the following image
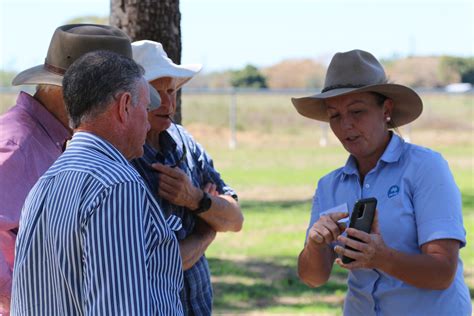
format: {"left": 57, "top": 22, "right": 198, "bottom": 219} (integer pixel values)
{"left": 294, "top": 49, "right": 471, "bottom": 316}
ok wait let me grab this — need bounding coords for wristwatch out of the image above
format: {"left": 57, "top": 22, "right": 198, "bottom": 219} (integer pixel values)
{"left": 193, "top": 191, "right": 212, "bottom": 214}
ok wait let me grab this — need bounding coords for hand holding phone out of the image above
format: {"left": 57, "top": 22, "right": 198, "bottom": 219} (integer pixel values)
{"left": 341, "top": 198, "right": 377, "bottom": 264}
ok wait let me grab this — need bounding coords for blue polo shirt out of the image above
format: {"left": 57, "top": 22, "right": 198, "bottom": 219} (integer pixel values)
{"left": 307, "top": 133, "right": 471, "bottom": 316}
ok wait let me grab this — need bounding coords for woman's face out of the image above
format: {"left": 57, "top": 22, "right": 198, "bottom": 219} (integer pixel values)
{"left": 326, "top": 92, "right": 393, "bottom": 164}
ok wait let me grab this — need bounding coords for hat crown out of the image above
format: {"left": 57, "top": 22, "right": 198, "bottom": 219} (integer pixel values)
{"left": 45, "top": 24, "right": 132, "bottom": 73}
{"left": 324, "top": 49, "right": 387, "bottom": 92}
{"left": 131, "top": 40, "right": 202, "bottom": 87}
{"left": 133, "top": 40, "right": 171, "bottom": 64}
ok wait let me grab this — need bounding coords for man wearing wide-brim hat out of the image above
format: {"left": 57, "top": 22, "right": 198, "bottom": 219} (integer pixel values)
{"left": 0, "top": 24, "right": 132, "bottom": 313}
{"left": 131, "top": 40, "right": 244, "bottom": 315}
{"left": 295, "top": 49, "right": 471, "bottom": 315}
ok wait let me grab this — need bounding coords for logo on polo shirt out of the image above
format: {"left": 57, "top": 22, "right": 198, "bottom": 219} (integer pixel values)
{"left": 387, "top": 185, "right": 400, "bottom": 198}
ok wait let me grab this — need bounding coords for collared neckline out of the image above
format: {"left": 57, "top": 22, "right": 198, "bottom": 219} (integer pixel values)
{"left": 68, "top": 131, "right": 131, "bottom": 166}
{"left": 379, "top": 132, "right": 404, "bottom": 163}
{"left": 341, "top": 132, "right": 404, "bottom": 179}
{"left": 144, "top": 125, "right": 180, "bottom": 162}
{"left": 17, "top": 91, "right": 71, "bottom": 148}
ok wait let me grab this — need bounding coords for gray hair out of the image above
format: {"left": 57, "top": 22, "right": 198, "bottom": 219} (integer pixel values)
{"left": 62, "top": 50, "right": 145, "bottom": 129}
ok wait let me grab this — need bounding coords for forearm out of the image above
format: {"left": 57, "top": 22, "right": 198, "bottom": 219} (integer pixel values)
{"left": 198, "top": 195, "right": 243, "bottom": 232}
{"left": 297, "top": 240, "right": 335, "bottom": 287}
{"left": 378, "top": 247, "right": 457, "bottom": 290}
{"left": 179, "top": 233, "right": 214, "bottom": 271}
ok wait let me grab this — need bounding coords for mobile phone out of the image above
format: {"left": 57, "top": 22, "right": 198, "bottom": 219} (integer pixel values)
{"left": 341, "top": 197, "right": 377, "bottom": 264}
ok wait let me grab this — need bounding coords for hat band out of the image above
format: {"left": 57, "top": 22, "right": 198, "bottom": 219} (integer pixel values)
{"left": 321, "top": 83, "right": 366, "bottom": 93}
{"left": 44, "top": 62, "right": 66, "bottom": 75}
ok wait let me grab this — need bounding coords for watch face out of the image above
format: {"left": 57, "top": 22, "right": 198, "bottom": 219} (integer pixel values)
{"left": 196, "top": 192, "right": 212, "bottom": 214}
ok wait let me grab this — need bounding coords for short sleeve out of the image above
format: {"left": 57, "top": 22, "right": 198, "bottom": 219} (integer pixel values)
{"left": 305, "top": 186, "right": 321, "bottom": 242}
{"left": 0, "top": 140, "right": 31, "bottom": 230}
{"left": 413, "top": 152, "right": 466, "bottom": 247}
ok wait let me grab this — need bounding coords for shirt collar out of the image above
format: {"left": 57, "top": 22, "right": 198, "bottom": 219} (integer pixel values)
{"left": 379, "top": 132, "right": 404, "bottom": 163}
{"left": 159, "top": 127, "right": 178, "bottom": 152}
{"left": 341, "top": 132, "right": 404, "bottom": 177}
{"left": 67, "top": 131, "right": 131, "bottom": 166}
{"left": 17, "top": 91, "right": 72, "bottom": 145}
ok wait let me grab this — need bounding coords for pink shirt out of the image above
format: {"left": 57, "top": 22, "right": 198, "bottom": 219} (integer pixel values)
{"left": 0, "top": 91, "right": 70, "bottom": 311}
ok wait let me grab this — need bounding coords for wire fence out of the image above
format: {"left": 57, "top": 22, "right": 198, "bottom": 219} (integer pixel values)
{"left": 1, "top": 87, "right": 473, "bottom": 149}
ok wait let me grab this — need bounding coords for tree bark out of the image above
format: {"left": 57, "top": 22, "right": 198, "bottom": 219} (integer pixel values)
{"left": 110, "top": 0, "right": 183, "bottom": 124}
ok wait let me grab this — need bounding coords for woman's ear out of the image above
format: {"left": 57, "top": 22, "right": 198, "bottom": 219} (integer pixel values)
{"left": 383, "top": 98, "right": 394, "bottom": 121}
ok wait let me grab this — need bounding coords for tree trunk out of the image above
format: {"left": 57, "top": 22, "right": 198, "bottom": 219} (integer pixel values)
{"left": 110, "top": 0, "right": 183, "bottom": 124}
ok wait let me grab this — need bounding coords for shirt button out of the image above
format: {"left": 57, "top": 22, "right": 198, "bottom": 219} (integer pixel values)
{"left": 365, "top": 184, "right": 370, "bottom": 189}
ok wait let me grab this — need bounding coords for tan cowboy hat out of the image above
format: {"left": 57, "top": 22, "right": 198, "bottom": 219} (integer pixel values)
{"left": 291, "top": 49, "right": 423, "bottom": 127}
{"left": 12, "top": 24, "right": 132, "bottom": 87}
{"left": 132, "top": 40, "right": 202, "bottom": 89}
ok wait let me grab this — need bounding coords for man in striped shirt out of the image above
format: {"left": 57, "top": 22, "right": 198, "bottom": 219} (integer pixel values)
{"left": 11, "top": 51, "right": 184, "bottom": 315}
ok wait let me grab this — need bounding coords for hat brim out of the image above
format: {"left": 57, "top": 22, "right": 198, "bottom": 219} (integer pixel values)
{"left": 12, "top": 65, "right": 63, "bottom": 86}
{"left": 292, "top": 84, "right": 423, "bottom": 127}
{"left": 145, "top": 63, "right": 202, "bottom": 89}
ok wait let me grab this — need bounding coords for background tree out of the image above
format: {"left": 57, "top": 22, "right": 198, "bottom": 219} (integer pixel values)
{"left": 110, "top": 0, "right": 183, "bottom": 123}
{"left": 439, "top": 56, "right": 474, "bottom": 85}
{"left": 230, "top": 65, "right": 268, "bottom": 89}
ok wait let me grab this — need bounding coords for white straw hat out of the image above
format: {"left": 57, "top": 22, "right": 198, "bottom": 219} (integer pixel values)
{"left": 132, "top": 40, "right": 202, "bottom": 89}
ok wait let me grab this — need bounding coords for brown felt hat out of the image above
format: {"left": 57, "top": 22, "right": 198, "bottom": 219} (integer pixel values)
{"left": 12, "top": 24, "right": 132, "bottom": 87}
{"left": 291, "top": 49, "right": 423, "bottom": 127}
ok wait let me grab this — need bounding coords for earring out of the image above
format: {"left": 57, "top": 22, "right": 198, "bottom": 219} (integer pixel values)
{"left": 386, "top": 116, "right": 391, "bottom": 122}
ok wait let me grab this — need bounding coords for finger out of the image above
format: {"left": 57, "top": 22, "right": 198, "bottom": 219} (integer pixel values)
{"left": 337, "top": 235, "right": 368, "bottom": 253}
{"left": 159, "top": 172, "right": 184, "bottom": 188}
{"left": 157, "top": 188, "right": 173, "bottom": 201}
{"left": 328, "top": 212, "right": 349, "bottom": 222}
{"left": 318, "top": 226, "right": 336, "bottom": 244}
{"left": 346, "top": 228, "right": 371, "bottom": 243}
{"left": 371, "top": 209, "right": 380, "bottom": 234}
{"left": 210, "top": 183, "right": 218, "bottom": 195}
{"left": 322, "top": 219, "right": 344, "bottom": 242}
{"left": 203, "top": 182, "right": 213, "bottom": 192}
{"left": 158, "top": 185, "right": 183, "bottom": 204}
{"left": 309, "top": 229, "right": 324, "bottom": 244}
{"left": 152, "top": 162, "right": 182, "bottom": 179}
{"left": 334, "top": 257, "right": 355, "bottom": 270}
{"left": 158, "top": 180, "right": 177, "bottom": 195}
{"left": 334, "top": 245, "right": 362, "bottom": 262}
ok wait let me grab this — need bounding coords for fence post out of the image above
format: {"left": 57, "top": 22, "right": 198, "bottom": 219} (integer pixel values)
{"left": 229, "top": 89, "right": 237, "bottom": 149}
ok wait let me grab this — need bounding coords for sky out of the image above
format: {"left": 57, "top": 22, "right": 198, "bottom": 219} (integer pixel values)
{"left": 0, "top": 0, "right": 473, "bottom": 75}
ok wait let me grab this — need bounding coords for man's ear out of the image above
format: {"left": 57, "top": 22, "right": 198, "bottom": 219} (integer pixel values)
{"left": 116, "top": 92, "right": 133, "bottom": 123}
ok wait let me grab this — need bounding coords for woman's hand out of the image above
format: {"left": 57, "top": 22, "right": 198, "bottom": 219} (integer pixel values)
{"left": 334, "top": 210, "right": 389, "bottom": 269}
{"left": 307, "top": 212, "right": 348, "bottom": 248}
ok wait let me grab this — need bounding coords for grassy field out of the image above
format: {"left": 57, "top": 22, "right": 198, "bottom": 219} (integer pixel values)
{"left": 1, "top": 91, "right": 473, "bottom": 315}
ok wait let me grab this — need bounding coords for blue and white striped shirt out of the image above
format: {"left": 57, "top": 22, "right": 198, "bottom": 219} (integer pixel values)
{"left": 11, "top": 132, "right": 184, "bottom": 315}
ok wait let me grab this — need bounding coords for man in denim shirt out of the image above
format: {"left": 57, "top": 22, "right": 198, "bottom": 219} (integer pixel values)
{"left": 131, "top": 40, "right": 244, "bottom": 315}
